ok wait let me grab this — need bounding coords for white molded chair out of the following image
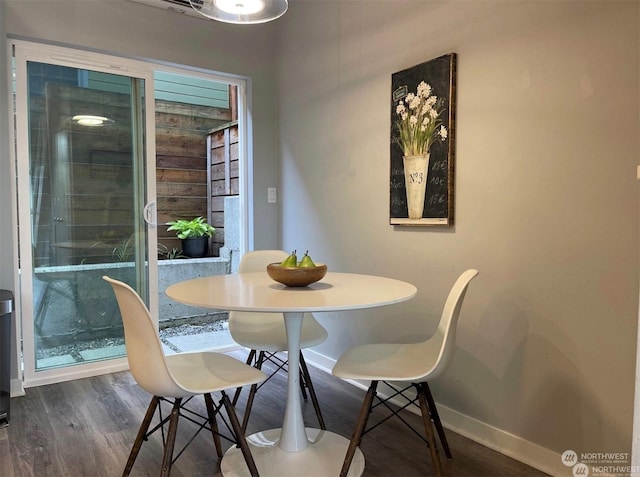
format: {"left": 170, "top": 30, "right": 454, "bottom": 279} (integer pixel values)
{"left": 229, "top": 250, "right": 328, "bottom": 431}
{"left": 103, "top": 276, "right": 266, "bottom": 477}
{"left": 332, "top": 269, "right": 479, "bottom": 477}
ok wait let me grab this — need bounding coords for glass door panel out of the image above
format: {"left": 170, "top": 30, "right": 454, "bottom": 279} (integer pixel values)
{"left": 13, "top": 40, "right": 249, "bottom": 386}
{"left": 26, "top": 62, "right": 148, "bottom": 371}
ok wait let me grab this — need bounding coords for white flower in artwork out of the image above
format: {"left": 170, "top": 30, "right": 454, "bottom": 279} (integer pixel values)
{"left": 395, "top": 81, "right": 447, "bottom": 156}
{"left": 417, "top": 81, "right": 432, "bottom": 98}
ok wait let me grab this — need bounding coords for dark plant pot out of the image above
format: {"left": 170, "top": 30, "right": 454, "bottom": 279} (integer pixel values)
{"left": 181, "top": 237, "right": 208, "bottom": 258}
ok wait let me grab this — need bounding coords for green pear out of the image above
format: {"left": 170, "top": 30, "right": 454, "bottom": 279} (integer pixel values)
{"left": 299, "top": 251, "right": 316, "bottom": 268}
{"left": 281, "top": 250, "right": 297, "bottom": 267}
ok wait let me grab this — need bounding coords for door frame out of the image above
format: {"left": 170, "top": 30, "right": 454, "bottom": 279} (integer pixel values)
{"left": 12, "top": 40, "right": 157, "bottom": 386}
{"left": 10, "top": 39, "right": 250, "bottom": 387}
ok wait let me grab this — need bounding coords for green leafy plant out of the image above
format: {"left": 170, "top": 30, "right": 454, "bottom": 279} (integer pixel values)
{"left": 166, "top": 216, "right": 215, "bottom": 240}
{"left": 93, "top": 233, "right": 135, "bottom": 262}
{"left": 158, "top": 243, "right": 186, "bottom": 260}
{"left": 112, "top": 236, "right": 136, "bottom": 262}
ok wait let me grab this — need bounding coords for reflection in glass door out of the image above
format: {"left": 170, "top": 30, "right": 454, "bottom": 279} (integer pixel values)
{"left": 13, "top": 43, "right": 155, "bottom": 384}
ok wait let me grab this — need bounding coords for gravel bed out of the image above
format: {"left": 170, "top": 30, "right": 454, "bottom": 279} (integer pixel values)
{"left": 36, "top": 320, "right": 228, "bottom": 360}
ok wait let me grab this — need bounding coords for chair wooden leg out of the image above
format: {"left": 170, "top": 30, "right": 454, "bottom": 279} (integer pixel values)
{"left": 299, "top": 351, "right": 326, "bottom": 430}
{"left": 221, "top": 391, "right": 260, "bottom": 477}
{"left": 204, "top": 393, "right": 223, "bottom": 459}
{"left": 423, "top": 382, "right": 452, "bottom": 459}
{"left": 160, "top": 398, "right": 182, "bottom": 477}
{"left": 340, "top": 381, "right": 378, "bottom": 477}
{"left": 417, "top": 384, "right": 442, "bottom": 477}
{"left": 233, "top": 349, "right": 257, "bottom": 405}
{"left": 240, "top": 382, "right": 258, "bottom": 434}
{"left": 241, "top": 351, "right": 265, "bottom": 433}
{"left": 123, "top": 396, "right": 161, "bottom": 476}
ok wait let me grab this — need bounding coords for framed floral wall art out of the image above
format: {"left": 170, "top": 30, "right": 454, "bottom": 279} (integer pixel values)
{"left": 389, "top": 53, "right": 457, "bottom": 226}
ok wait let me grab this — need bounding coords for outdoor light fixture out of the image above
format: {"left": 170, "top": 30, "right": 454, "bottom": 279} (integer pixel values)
{"left": 189, "top": 0, "right": 288, "bottom": 24}
{"left": 72, "top": 115, "right": 114, "bottom": 127}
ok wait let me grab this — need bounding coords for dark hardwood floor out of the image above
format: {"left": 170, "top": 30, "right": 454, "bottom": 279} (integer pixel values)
{"left": 1, "top": 350, "right": 549, "bottom": 477}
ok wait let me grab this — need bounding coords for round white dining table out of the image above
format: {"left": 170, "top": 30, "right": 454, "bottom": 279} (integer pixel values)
{"left": 166, "top": 271, "right": 417, "bottom": 477}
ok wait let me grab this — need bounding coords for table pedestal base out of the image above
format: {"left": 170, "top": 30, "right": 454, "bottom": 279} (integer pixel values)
{"left": 221, "top": 428, "right": 364, "bottom": 477}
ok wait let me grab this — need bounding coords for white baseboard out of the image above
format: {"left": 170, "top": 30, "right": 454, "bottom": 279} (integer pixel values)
{"left": 304, "top": 348, "right": 565, "bottom": 477}
{"left": 10, "top": 378, "right": 24, "bottom": 397}
{"left": 303, "top": 347, "right": 337, "bottom": 375}
{"left": 435, "top": 401, "right": 565, "bottom": 476}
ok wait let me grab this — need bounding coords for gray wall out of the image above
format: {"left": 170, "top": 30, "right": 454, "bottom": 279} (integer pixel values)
{"left": 276, "top": 0, "right": 638, "bottom": 473}
{"left": 2, "top": 0, "right": 639, "bottom": 473}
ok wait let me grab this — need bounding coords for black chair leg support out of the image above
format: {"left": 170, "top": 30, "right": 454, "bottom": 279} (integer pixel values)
{"left": 233, "top": 349, "right": 257, "bottom": 405}
{"left": 299, "top": 351, "right": 326, "bottom": 430}
{"left": 123, "top": 396, "right": 160, "bottom": 477}
{"left": 423, "top": 382, "right": 452, "bottom": 459}
{"left": 340, "top": 381, "right": 378, "bottom": 477}
{"left": 298, "top": 368, "right": 308, "bottom": 399}
{"left": 160, "top": 398, "right": 182, "bottom": 477}
{"left": 222, "top": 392, "right": 260, "bottom": 477}
{"left": 417, "top": 384, "right": 442, "bottom": 477}
{"left": 239, "top": 349, "right": 326, "bottom": 432}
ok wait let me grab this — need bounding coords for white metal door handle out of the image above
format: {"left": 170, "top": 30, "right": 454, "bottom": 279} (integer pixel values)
{"left": 143, "top": 201, "right": 158, "bottom": 227}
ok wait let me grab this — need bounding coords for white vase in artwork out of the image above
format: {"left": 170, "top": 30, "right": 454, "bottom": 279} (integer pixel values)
{"left": 403, "top": 153, "right": 430, "bottom": 219}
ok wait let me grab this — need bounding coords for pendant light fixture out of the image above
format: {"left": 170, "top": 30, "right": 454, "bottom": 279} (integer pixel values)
{"left": 190, "top": 0, "right": 288, "bottom": 24}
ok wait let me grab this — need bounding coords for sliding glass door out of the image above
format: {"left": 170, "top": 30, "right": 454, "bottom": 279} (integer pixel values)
{"left": 13, "top": 42, "right": 158, "bottom": 386}
{"left": 12, "top": 40, "right": 249, "bottom": 387}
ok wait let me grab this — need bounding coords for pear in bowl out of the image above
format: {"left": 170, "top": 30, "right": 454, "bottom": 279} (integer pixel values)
{"left": 266, "top": 262, "right": 327, "bottom": 287}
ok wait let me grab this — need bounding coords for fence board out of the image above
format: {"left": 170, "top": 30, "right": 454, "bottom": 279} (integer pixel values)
{"left": 156, "top": 155, "right": 207, "bottom": 170}
{"left": 156, "top": 168, "right": 207, "bottom": 183}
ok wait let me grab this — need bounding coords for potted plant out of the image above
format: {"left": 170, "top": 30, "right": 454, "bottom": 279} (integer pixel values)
{"left": 166, "top": 216, "right": 215, "bottom": 258}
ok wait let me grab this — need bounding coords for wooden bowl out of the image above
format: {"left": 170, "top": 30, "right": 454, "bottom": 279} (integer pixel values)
{"left": 266, "top": 263, "right": 328, "bottom": 287}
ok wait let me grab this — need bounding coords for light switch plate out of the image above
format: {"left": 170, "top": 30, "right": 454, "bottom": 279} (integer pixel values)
{"left": 268, "top": 187, "right": 277, "bottom": 203}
